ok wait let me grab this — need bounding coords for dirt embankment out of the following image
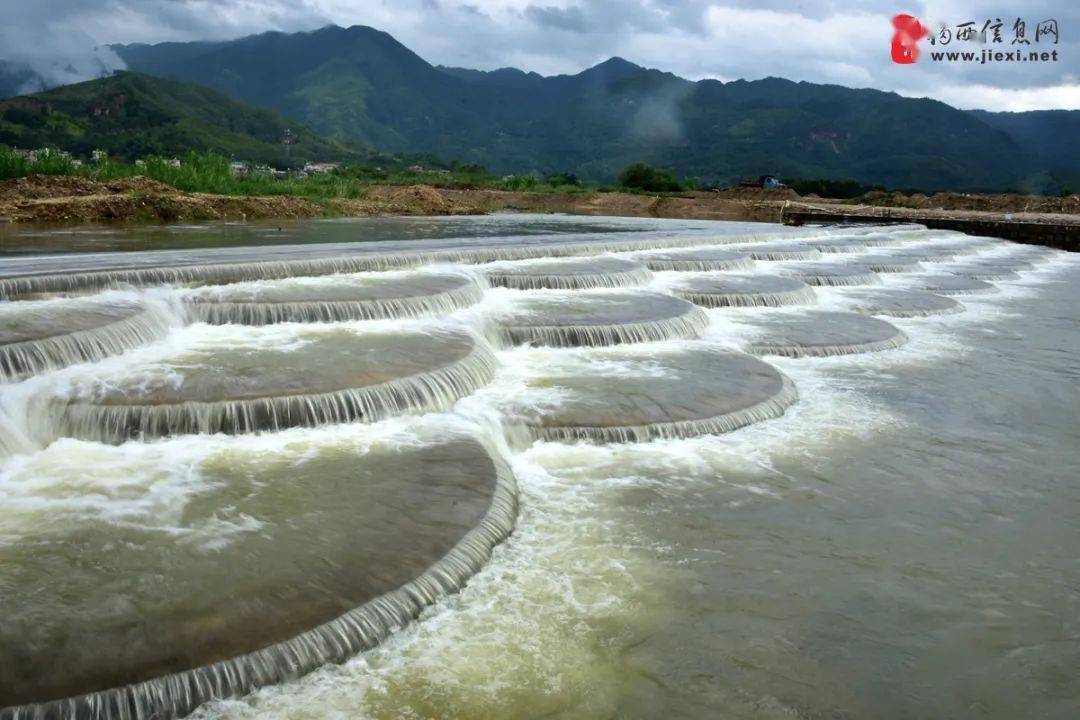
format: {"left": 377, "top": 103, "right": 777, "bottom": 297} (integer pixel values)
{"left": 855, "top": 190, "right": 1080, "bottom": 215}
{"left": 0, "top": 175, "right": 330, "bottom": 224}
{"left": 2, "top": 175, "right": 1078, "bottom": 229}
{"left": 0, "top": 175, "right": 498, "bottom": 224}
{"left": 0, "top": 176, "right": 791, "bottom": 225}
{"left": 369, "top": 186, "right": 789, "bottom": 222}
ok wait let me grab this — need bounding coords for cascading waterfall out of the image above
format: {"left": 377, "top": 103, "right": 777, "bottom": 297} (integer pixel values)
{"left": 782, "top": 264, "right": 884, "bottom": 287}
{"left": 0, "top": 217, "right": 1053, "bottom": 720}
{"left": 183, "top": 272, "right": 485, "bottom": 325}
{"left": 740, "top": 243, "right": 823, "bottom": 261}
{"left": 482, "top": 256, "right": 652, "bottom": 290}
{"left": 671, "top": 274, "right": 818, "bottom": 308}
{"left": 0, "top": 226, "right": 887, "bottom": 299}
{"left": 493, "top": 291, "right": 709, "bottom": 348}
{"left": 881, "top": 248, "right": 957, "bottom": 262}
{"left": 835, "top": 233, "right": 906, "bottom": 247}
{"left": 967, "top": 258, "right": 1037, "bottom": 271}
{"left": 946, "top": 265, "right": 1021, "bottom": 281}
{"left": 0, "top": 296, "right": 180, "bottom": 382}
{"left": 853, "top": 255, "right": 925, "bottom": 273}
{"left": 506, "top": 346, "right": 799, "bottom": 444}
{"left": 809, "top": 238, "right": 869, "bottom": 253}
{"left": 0, "top": 425, "right": 518, "bottom": 720}
{"left": 50, "top": 327, "right": 498, "bottom": 443}
{"left": 630, "top": 248, "right": 755, "bottom": 272}
{"left": 843, "top": 289, "right": 964, "bottom": 318}
{"left": 744, "top": 311, "right": 909, "bottom": 357}
{"left": 908, "top": 274, "right": 1000, "bottom": 295}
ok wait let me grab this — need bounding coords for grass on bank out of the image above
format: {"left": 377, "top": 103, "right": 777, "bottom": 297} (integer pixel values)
{"left": 0, "top": 146, "right": 709, "bottom": 199}
{"left": 0, "top": 148, "right": 371, "bottom": 198}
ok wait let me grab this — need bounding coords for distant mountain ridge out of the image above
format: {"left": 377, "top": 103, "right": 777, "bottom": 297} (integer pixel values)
{"left": 8, "top": 24, "right": 1076, "bottom": 192}
{"left": 0, "top": 71, "right": 377, "bottom": 166}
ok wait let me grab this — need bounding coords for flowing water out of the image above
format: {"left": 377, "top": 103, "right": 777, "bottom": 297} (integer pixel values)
{"left": 0, "top": 215, "right": 1078, "bottom": 720}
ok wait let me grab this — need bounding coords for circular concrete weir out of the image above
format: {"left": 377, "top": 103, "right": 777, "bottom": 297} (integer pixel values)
{"left": 966, "top": 257, "right": 1037, "bottom": 271}
{"left": 907, "top": 274, "right": 999, "bottom": 295}
{"left": 843, "top": 288, "right": 963, "bottom": 318}
{"left": 744, "top": 311, "right": 908, "bottom": 357}
{"left": 0, "top": 296, "right": 172, "bottom": 382}
{"left": 847, "top": 233, "right": 905, "bottom": 247}
{"left": 851, "top": 254, "right": 925, "bottom": 273}
{"left": 56, "top": 324, "right": 496, "bottom": 441}
{"left": 482, "top": 255, "right": 651, "bottom": 290}
{"left": 671, "top": 273, "right": 817, "bottom": 308}
{"left": 739, "top": 243, "right": 823, "bottom": 261}
{"left": 1000, "top": 244, "right": 1056, "bottom": 260}
{"left": 494, "top": 290, "right": 709, "bottom": 348}
{"left": 882, "top": 246, "right": 958, "bottom": 262}
{"left": 945, "top": 264, "right": 1021, "bottom": 281}
{"left": 0, "top": 423, "right": 517, "bottom": 719}
{"left": 630, "top": 247, "right": 754, "bottom": 272}
{"left": 185, "top": 271, "right": 484, "bottom": 325}
{"left": 514, "top": 345, "right": 797, "bottom": 443}
{"left": 782, "top": 263, "right": 884, "bottom": 287}
{"left": 808, "top": 237, "right": 869, "bottom": 253}
{"left": 931, "top": 237, "right": 997, "bottom": 253}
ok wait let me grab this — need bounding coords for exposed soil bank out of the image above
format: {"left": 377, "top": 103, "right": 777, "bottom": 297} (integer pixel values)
{"left": 0, "top": 176, "right": 786, "bottom": 225}
{"left": 1, "top": 176, "right": 1077, "bottom": 249}
{"left": 0, "top": 177, "right": 484, "bottom": 225}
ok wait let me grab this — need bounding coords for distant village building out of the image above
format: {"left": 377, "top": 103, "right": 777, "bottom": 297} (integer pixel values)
{"left": 91, "top": 150, "right": 107, "bottom": 163}
{"left": 229, "top": 161, "right": 249, "bottom": 176}
{"left": 303, "top": 162, "right": 341, "bottom": 174}
{"left": 407, "top": 164, "right": 450, "bottom": 175}
{"left": 14, "top": 148, "right": 75, "bottom": 163}
{"left": 13, "top": 147, "right": 64, "bottom": 161}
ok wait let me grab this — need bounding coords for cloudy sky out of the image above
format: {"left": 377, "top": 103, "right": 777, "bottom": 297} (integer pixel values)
{"left": 1, "top": 0, "right": 1076, "bottom": 110}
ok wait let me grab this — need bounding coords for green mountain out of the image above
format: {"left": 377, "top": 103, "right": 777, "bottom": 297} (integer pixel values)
{"left": 0, "top": 71, "right": 378, "bottom": 167}
{"left": 968, "top": 109, "right": 1080, "bottom": 194}
{"left": 110, "top": 24, "right": 1075, "bottom": 192}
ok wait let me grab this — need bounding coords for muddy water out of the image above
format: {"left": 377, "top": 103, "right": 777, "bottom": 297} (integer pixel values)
{"left": 0, "top": 215, "right": 666, "bottom": 255}
{"left": 0, "top": 216, "right": 1077, "bottom": 719}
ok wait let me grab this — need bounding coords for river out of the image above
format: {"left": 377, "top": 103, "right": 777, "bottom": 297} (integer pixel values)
{"left": 0, "top": 215, "right": 1076, "bottom": 720}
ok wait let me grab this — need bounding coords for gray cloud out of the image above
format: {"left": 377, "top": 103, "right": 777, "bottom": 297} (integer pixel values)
{"left": 525, "top": 5, "right": 592, "bottom": 33}
{"left": 0, "top": 0, "right": 1076, "bottom": 109}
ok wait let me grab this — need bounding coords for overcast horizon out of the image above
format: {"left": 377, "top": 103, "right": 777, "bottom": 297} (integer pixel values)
{"left": 0, "top": 0, "right": 1076, "bottom": 112}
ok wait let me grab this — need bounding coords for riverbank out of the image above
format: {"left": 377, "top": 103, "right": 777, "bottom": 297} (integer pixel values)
{"left": 2, "top": 176, "right": 1078, "bottom": 250}
{"left": 0, "top": 175, "right": 787, "bottom": 225}
{"left": 0, "top": 175, "right": 486, "bottom": 224}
